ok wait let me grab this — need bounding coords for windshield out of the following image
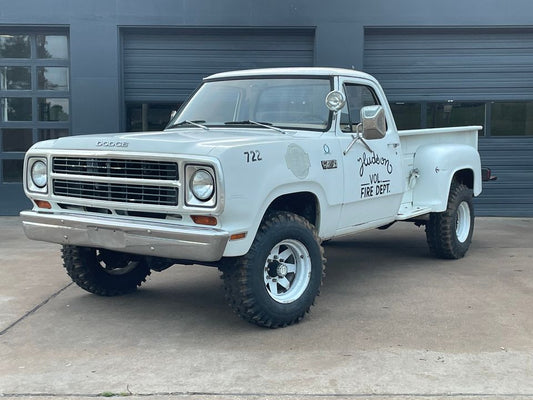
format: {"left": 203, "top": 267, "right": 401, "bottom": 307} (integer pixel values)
{"left": 167, "top": 77, "right": 332, "bottom": 131}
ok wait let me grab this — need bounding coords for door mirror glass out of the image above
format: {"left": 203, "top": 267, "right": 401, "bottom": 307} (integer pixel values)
{"left": 361, "top": 105, "right": 386, "bottom": 139}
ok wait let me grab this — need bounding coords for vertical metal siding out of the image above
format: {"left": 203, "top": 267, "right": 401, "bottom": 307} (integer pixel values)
{"left": 122, "top": 28, "right": 315, "bottom": 103}
{"left": 364, "top": 28, "right": 533, "bottom": 216}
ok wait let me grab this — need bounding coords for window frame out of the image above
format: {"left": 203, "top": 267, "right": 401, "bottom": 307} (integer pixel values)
{"left": 0, "top": 28, "right": 70, "bottom": 184}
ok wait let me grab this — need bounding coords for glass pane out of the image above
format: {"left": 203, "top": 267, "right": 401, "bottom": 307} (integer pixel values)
{"left": 0, "top": 97, "right": 32, "bottom": 121}
{"left": 126, "top": 104, "right": 142, "bottom": 132}
{"left": 2, "top": 128, "right": 33, "bottom": 151}
{"left": 390, "top": 102, "right": 422, "bottom": 130}
{"left": 2, "top": 159, "right": 24, "bottom": 182}
{"left": 127, "top": 103, "right": 182, "bottom": 132}
{"left": 38, "top": 128, "right": 69, "bottom": 141}
{"left": 340, "top": 84, "right": 379, "bottom": 132}
{"left": 38, "top": 98, "right": 69, "bottom": 121}
{"left": 36, "top": 35, "right": 68, "bottom": 59}
{"left": 0, "top": 66, "right": 31, "bottom": 90}
{"left": 0, "top": 35, "right": 30, "bottom": 58}
{"left": 37, "top": 67, "right": 69, "bottom": 91}
{"left": 491, "top": 102, "right": 533, "bottom": 136}
{"left": 427, "top": 102, "right": 485, "bottom": 136}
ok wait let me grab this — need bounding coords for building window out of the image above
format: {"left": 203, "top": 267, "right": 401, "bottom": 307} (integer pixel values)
{"left": 38, "top": 98, "right": 69, "bottom": 121}
{"left": 36, "top": 35, "right": 68, "bottom": 59}
{"left": 427, "top": 102, "right": 485, "bottom": 135}
{"left": 0, "top": 66, "right": 31, "bottom": 90}
{"left": 491, "top": 102, "right": 533, "bottom": 136}
{"left": 0, "top": 35, "right": 30, "bottom": 58}
{"left": 126, "top": 103, "right": 181, "bottom": 132}
{"left": 389, "top": 103, "right": 422, "bottom": 130}
{"left": 1, "top": 97, "right": 32, "bottom": 121}
{"left": 0, "top": 29, "right": 70, "bottom": 184}
{"left": 37, "top": 67, "right": 69, "bottom": 91}
{"left": 2, "top": 128, "right": 33, "bottom": 152}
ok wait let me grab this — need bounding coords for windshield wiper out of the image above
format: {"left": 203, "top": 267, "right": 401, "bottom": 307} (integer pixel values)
{"left": 224, "top": 120, "right": 286, "bottom": 134}
{"left": 167, "top": 120, "right": 209, "bottom": 130}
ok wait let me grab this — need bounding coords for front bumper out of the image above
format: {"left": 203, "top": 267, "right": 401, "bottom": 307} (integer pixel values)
{"left": 20, "top": 211, "right": 229, "bottom": 262}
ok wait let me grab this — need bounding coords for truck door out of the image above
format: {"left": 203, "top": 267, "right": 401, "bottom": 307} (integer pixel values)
{"left": 336, "top": 79, "right": 403, "bottom": 232}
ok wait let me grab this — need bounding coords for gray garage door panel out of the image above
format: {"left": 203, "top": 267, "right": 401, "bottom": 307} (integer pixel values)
{"left": 122, "top": 28, "right": 315, "bottom": 102}
{"left": 364, "top": 28, "right": 533, "bottom": 216}
{"left": 364, "top": 28, "right": 533, "bottom": 102}
{"left": 476, "top": 138, "right": 533, "bottom": 217}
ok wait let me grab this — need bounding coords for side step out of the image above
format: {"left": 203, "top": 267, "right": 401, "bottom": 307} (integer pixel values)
{"left": 396, "top": 205, "right": 432, "bottom": 220}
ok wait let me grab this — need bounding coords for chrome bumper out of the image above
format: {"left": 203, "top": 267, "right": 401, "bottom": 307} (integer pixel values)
{"left": 20, "top": 211, "right": 229, "bottom": 262}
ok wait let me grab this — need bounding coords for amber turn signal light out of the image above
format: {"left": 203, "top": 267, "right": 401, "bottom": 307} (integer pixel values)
{"left": 191, "top": 215, "right": 217, "bottom": 226}
{"left": 34, "top": 200, "right": 52, "bottom": 209}
{"left": 230, "top": 232, "right": 247, "bottom": 241}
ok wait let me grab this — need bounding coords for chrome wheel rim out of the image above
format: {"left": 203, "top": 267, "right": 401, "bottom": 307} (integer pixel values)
{"left": 263, "top": 239, "right": 311, "bottom": 304}
{"left": 456, "top": 201, "right": 471, "bottom": 243}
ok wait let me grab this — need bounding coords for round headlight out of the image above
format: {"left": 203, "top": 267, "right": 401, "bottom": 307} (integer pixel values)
{"left": 190, "top": 169, "right": 214, "bottom": 201}
{"left": 325, "top": 90, "right": 346, "bottom": 111}
{"left": 31, "top": 160, "right": 48, "bottom": 188}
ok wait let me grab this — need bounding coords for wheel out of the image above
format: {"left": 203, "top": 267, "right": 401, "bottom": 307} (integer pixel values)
{"left": 62, "top": 245, "right": 151, "bottom": 296}
{"left": 425, "top": 181, "right": 475, "bottom": 259}
{"left": 220, "top": 211, "right": 325, "bottom": 328}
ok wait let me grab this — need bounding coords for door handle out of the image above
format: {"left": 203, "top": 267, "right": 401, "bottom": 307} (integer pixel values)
{"left": 388, "top": 142, "right": 400, "bottom": 149}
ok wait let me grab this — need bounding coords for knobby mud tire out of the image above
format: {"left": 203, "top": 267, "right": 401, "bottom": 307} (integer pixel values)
{"left": 425, "top": 182, "right": 475, "bottom": 259}
{"left": 62, "top": 245, "right": 151, "bottom": 296}
{"left": 220, "top": 211, "right": 326, "bottom": 328}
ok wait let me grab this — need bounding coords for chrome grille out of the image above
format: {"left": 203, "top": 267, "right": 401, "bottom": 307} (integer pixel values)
{"left": 53, "top": 179, "right": 178, "bottom": 206}
{"left": 52, "top": 157, "right": 178, "bottom": 180}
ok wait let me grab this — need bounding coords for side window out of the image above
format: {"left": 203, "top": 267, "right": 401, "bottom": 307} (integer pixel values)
{"left": 340, "top": 84, "right": 379, "bottom": 132}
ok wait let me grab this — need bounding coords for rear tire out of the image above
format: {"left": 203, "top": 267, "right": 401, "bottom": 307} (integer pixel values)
{"left": 220, "top": 211, "right": 325, "bottom": 328}
{"left": 425, "top": 181, "right": 474, "bottom": 259}
{"left": 62, "top": 245, "right": 151, "bottom": 296}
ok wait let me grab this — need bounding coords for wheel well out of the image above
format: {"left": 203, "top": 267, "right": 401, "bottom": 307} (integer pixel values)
{"left": 453, "top": 169, "right": 474, "bottom": 189}
{"left": 265, "top": 192, "right": 319, "bottom": 227}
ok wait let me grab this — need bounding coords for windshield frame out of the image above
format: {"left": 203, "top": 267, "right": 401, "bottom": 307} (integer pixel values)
{"left": 165, "top": 75, "right": 335, "bottom": 133}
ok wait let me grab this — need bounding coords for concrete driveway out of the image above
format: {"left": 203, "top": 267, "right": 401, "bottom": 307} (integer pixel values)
{"left": 1, "top": 216, "right": 532, "bottom": 400}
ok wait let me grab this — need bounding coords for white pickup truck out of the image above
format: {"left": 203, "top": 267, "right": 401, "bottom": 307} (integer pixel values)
{"left": 21, "top": 67, "right": 492, "bottom": 328}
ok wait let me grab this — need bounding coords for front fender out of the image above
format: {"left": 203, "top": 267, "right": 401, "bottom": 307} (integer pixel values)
{"left": 221, "top": 181, "right": 335, "bottom": 258}
{"left": 412, "top": 144, "right": 481, "bottom": 212}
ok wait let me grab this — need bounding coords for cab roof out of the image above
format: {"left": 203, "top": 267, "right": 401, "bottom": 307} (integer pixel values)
{"left": 204, "top": 67, "right": 377, "bottom": 82}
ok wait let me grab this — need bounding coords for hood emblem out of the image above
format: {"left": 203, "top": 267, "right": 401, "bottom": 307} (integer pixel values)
{"left": 96, "top": 141, "right": 129, "bottom": 148}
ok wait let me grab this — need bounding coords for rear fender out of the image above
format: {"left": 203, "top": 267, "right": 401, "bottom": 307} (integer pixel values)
{"left": 412, "top": 144, "right": 481, "bottom": 212}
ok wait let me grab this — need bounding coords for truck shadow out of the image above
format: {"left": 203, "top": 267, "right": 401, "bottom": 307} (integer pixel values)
{"left": 58, "top": 226, "right": 466, "bottom": 340}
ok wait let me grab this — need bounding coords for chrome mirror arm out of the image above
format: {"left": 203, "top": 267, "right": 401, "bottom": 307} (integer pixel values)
{"left": 343, "top": 124, "right": 373, "bottom": 155}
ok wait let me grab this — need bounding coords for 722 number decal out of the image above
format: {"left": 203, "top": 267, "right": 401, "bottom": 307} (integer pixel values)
{"left": 244, "top": 150, "right": 263, "bottom": 163}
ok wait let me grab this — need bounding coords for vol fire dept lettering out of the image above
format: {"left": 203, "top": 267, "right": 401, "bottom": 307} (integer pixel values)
{"left": 358, "top": 152, "right": 393, "bottom": 198}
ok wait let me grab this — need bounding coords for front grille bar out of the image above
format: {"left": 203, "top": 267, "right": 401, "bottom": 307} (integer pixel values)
{"left": 53, "top": 179, "right": 178, "bottom": 206}
{"left": 52, "top": 157, "right": 178, "bottom": 180}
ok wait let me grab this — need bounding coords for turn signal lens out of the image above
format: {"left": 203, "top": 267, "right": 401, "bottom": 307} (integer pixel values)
{"left": 35, "top": 200, "right": 52, "bottom": 209}
{"left": 191, "top": 215, "right": 217, "bottom": 226}
{"left": 230, "top": 232, "right": 247, "bottom": 241}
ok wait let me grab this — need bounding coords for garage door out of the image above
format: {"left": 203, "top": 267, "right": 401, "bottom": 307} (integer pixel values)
{"left": 364, "top": 28, "right": 533, "bottom": 217}
{"left": 122, "top": 28, "right": 315, "bottom": 103}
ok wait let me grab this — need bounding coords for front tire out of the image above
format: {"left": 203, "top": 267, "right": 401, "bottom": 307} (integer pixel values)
{"left": 221, "top": 211, "right": 325, "bottom": 328}
{"left": 62, "top": 246, "right": 151, "bottom": 296}
{"left": 425, "top": 181, "right": 474, "bottom": 259}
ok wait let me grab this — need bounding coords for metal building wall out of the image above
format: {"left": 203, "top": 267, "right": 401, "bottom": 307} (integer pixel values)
{"left": 363, "top": 28, "right": 533, "bottom": 216}
{"left": 363, "top": 27, "right": 533, "bottom": 102}
{"left": 122, "top": 28, "right": 315, "bottom": 103}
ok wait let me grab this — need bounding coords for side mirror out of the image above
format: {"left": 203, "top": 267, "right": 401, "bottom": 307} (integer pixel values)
{"left": 360, "top": 105, "right": 386, "bottom": 139}
{"left": 170, "top": 110, "right": 177, "bottom": 119}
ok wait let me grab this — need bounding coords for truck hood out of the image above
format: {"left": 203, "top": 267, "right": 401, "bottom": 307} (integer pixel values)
{"left": 31, "top": 128, "right": 294, "bottom": 157}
